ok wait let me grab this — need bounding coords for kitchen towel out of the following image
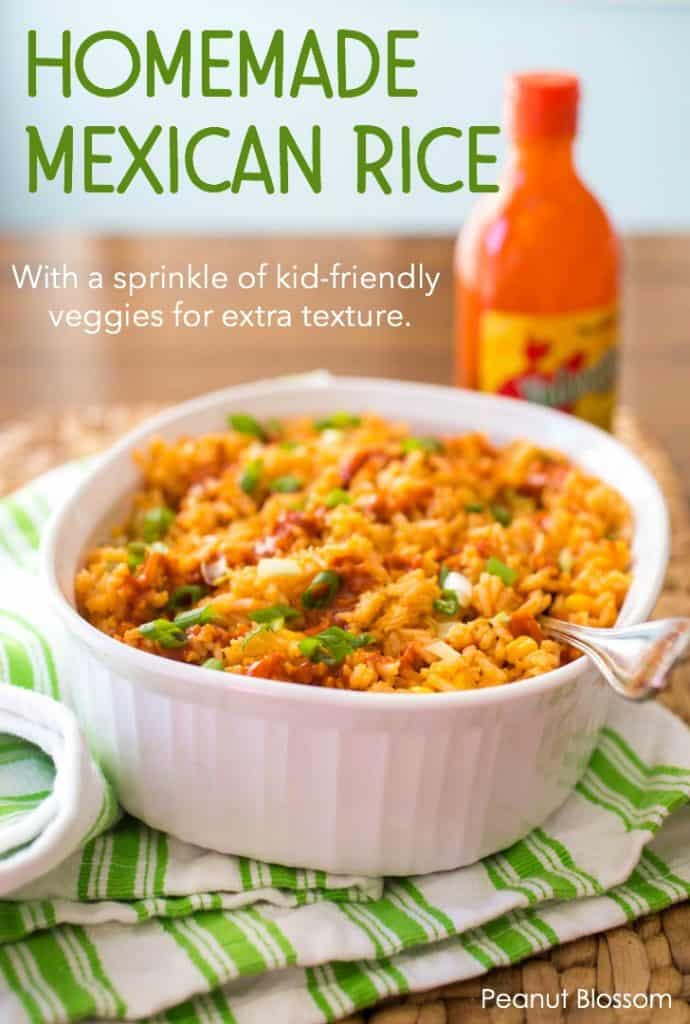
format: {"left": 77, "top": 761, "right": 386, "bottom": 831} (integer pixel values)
{"left": 0, "top": 462, "right": 688, "bottom": 1023}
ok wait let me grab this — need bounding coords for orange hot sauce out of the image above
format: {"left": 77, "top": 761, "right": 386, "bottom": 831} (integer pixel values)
{"left": 455, "top": 72, "right": 619, "bottom": 429}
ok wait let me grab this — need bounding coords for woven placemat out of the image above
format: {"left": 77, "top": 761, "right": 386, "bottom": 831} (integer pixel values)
{"left": 1, "top": 404, "right": 688, "bottom": 1024}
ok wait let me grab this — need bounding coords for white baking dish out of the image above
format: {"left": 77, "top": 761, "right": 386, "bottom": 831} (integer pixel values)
{"left": 42, "top": 374, "right": 669, "bottom": 876}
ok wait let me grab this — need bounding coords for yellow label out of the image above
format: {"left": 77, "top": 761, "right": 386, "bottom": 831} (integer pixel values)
{"left": 478, "top": 305, "right": 618, "bottom": 429}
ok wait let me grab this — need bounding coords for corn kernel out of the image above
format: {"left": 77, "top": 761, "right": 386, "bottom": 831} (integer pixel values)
{"left": 409, "top": 685, "right": 432, "bottom": 693}
{"left": 565, "top": 593, "right": 593, "bottom": 611}
{"left": 349, "top": 664, "right": 376, "bottom": 690}
{"left": 505, "top": 636, "right": 539, "bottom": 664}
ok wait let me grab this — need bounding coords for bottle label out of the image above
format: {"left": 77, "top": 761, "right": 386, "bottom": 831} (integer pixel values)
{"left": 478, "top": 305, "right": 618, "bottom": 428}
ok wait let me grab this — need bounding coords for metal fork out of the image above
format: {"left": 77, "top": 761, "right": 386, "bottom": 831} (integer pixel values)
{"left": 540, "top": 616, "right": 690, "bottom": 701}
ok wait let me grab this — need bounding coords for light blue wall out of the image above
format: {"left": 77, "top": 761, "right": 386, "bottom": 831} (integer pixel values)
{"left": 2, "top": 1, "right": 689, "bottom": 233}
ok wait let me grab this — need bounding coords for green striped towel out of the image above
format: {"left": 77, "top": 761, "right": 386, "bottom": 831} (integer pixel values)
{"left": 0, "top": 462, "right": 689, "bottom": 1023}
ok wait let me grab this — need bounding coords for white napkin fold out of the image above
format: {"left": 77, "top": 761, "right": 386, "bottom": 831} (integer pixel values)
{"left": 0, "top": 686, "right": 113, "bottom": 895}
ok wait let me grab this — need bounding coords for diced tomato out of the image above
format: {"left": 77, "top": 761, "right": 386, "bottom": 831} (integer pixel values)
{"left": 254, "top": 509, "right": 323, "bottom": 557}
{"left": 399, "top": 641, "right": 425, "bottom": 672}
{"left": 508, "top": 611, "right": 544, "bottom": 643}
{"left": 133, "top": 551, "right": 168, "bottom": 588}
{"left": 339, "top": 449, "right": 390, "bottom": 486}
{"left": 383, "top": 553, "right": 424, "bottom": 571}
{"left": 522, "top": 461, "right": 570, "bottom": 497}
{"left": 247, "top": 653, "right": 286, "bottom": 678}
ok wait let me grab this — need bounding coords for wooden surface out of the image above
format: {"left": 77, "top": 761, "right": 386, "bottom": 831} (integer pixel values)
{"left": 1, "top": 233, "right": 689, "bottom": 496}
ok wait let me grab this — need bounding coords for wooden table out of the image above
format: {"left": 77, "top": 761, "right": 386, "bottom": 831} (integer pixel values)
{"left": 1, "top": 234, "right": 689, "bottom": 495}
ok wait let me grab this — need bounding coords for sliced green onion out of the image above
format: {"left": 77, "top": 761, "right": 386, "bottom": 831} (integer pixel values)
{"left": 242, "top": 604, "right": 299, "bottom": 649}
{"left": 314, "top": 412, "right": 361, "bottom": 431}
{"left": 169, "top": 584, "right": 207, "bottom": 611}
{"left": 401, "top": 436, "right": 444, "bottom": 454}
{"left": 280, "top": 440, "right": 299, "bottom": 451}
{"left": 248, "top": 604, "right": 299, "bottom": 627}
{"left": 139, "top": 619, "right": 187, "bottom": 648}
{"left": 485, "top": 557, "right": 518, "bottom": 587}
{"left": 434, "top": 590, "right": 460, "bottom": 616}
{"left": 173, "top": 605, "right": 220, "bottom": 629}
{"left": 242, "top": 626, "right": 264, "bottom": 648}
{"left": 127, "top": 541, "right": 148, "bottom": 572}
{"left": 264, "top": 418, "right": 283, "bottom": 439}
{"left": 142, "top": 506, "right": 174, "bottom": 542}
{"left": 442, "top": 570, "right": 473, "bottom": 607}
{"left": 301, "top": 570, "right": 341, "bottom": 609}
{"left": 465, "top": 502, "right": 484, "bottom": 514}
{"left": 324, "top": 488, "right": 352, "bottom": 508}
{"left": 490, "top": 504, "right": 512, "bottom": 527}
{"left": 270, "top": 475, "right": 303, "bottom": 494}
{"left": 435, "top": 565, "right": 471, "bottom": 616}
{"left": 202, "top": 658, "right": 225, "bottom": 671}
{"left": 240, "top": 458, "right": 263, "bottom": 495}
{"left": 298, "top": 627, "right": 374, "bottom": 666}
{"left": 227, "top": 413, "right": 266, "bottom": 440}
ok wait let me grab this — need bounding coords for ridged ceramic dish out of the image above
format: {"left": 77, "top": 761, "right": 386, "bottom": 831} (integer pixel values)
{"left": 42, "top": 374, "right": 669, "bottom": 876}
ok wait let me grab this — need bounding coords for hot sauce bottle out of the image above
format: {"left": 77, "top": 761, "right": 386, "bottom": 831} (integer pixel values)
{"left": 455, "top": 72, "right": 619, "bottom": 429}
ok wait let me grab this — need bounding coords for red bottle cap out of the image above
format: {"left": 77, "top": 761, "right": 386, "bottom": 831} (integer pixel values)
{"left": 507, "top": 72, "right": 580, "bottom": 141}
